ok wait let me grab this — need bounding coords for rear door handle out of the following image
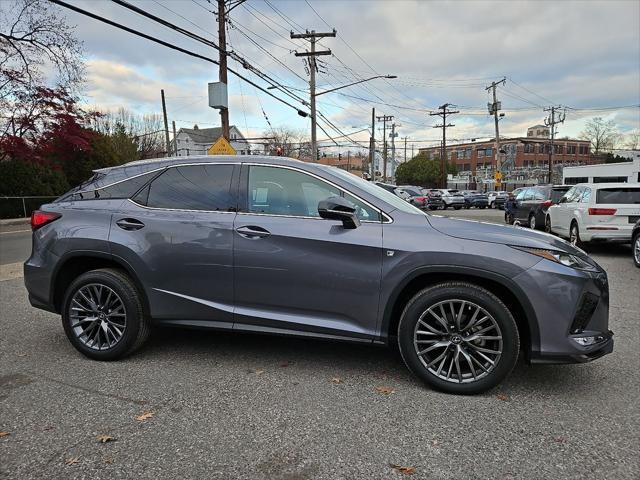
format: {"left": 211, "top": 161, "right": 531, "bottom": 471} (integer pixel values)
{"left": 235, "top": 225, "right": 270, "bottom": 239}
{"left": 116, "top": 218, "right": 145, "bottom": 231}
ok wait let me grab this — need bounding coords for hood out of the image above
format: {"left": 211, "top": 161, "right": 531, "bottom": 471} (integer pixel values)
{"left": 426, "top": 215, "right": 584, "bottom": 255}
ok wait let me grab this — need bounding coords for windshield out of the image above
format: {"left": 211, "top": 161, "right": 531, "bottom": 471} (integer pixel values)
{"left": 318, "top": 165, "right": 426, "bottom": 215}
{"left": 403, "top": 187, "right": 422, "bottom": 196}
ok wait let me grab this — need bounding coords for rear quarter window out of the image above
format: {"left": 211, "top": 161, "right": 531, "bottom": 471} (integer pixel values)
{"left": 596, "top": 188, "right": 640, "bottom": 204}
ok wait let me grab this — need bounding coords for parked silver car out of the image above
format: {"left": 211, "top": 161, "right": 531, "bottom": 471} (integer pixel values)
{"left": 439, "top": 189, "right": 465, "bottom": 210}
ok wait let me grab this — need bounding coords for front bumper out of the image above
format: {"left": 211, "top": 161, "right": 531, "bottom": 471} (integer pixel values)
{"left": 513, "top": 257, "right": 614, "bottom": 365}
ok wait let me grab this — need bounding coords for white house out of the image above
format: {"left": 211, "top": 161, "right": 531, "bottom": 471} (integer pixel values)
{"left": 175, "top": 125, "right": 251, "bottom": 156}
{"left": 562, "top": 156, "right": 640, "bottom": 184}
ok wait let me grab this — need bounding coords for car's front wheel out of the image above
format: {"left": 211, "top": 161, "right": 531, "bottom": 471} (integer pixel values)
{"left": 62, "top": 268, "right": 150, "bottom": 361}
{"left": 545, "top": 215, "right": 552, "bottom": 233}
{"left": 397, "top": 282, "right": 519, "bottom": 394}
{"left": 633, "top": 232, "right": 640, "bottom": 268}
{"left": 528, "top": 213, "right": 537, "bottom": 230}
{"left": 570, "top": 221, "right": 582, "bottom": 248}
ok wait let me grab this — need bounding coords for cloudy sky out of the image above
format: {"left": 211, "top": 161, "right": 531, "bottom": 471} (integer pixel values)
{"left": 61, "top": 0, "right": 640, "bottom": 152}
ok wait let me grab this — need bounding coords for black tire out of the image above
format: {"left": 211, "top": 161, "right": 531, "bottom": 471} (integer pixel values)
{"left": 480, "top": 205, "right": 486, "bottom": 209}
{"left": 464, "top": 205, "right": 471, "bottom": 209}
{"left": 454, "top": 206, "right": 461, "bottom": 210}
{"left": 62, "top": 268, "right": 150, "bottom": 361}
{"left": 528, "top": 213, "right": 537, "bottom": 230}
{"left": 490, "top": 201, "right": 495, "bottom": 209}
{"left": 545, "top": 215, "right": 552, "bottom": 234}
{"left": 633, "top": 233, "right": 640, "bottom": 268}
{"left": 442, "top": 204, "right": 448, "bottom": 210}
{"left": 505, "top": 212, "right": 514, "bottom": 225}
{"left": 570, "top": 221, "right": 582, "bottom": 248}
{"left": 397, "top": 282, "right": 519, "bottom": 395}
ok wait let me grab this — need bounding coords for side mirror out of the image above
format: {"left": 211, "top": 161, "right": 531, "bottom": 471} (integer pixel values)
{"left": 318, "top": 196, "right": 360, "bottom": 229}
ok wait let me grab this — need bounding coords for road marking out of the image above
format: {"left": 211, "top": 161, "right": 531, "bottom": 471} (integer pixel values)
{"left": 0, "top": 262, "right": 23, "bottom": 281}
{"left": 0, "top": 229, "right": 31, "bottom": 235}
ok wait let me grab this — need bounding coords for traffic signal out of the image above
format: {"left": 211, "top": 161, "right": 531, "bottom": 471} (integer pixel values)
{"left": 338, "top": 153, "right": 342, "bottom": 161}
{"left": 316, "top": 149, "right": 321, "bottom": 161}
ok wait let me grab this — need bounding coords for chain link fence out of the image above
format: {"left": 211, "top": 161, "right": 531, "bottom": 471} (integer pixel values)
{"left": 0, "top": 196, "right": 58, "bottom": 219}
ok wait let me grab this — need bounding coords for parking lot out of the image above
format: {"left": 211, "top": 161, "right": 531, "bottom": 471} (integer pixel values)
{"left": 1, "top": 210, "right": 639, "bottom": 479}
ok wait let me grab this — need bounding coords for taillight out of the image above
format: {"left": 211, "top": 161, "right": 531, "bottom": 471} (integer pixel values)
{"left": 31, "top": 210, "right": 61, "bottom": 231}
{"left": 415, "top": 196, "right": 426, "bottom": 202}
{"left": 541, "top": 200, "right": 553, "bottom": 209}
{"left": 588, "top": 208, "right": 617, "bottom": 216}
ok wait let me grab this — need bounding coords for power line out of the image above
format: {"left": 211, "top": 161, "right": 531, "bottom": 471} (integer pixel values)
{"left": 51, "top": 0, "right": 309, "bottom": 117}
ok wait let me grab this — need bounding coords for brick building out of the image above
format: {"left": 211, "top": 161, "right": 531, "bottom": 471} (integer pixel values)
{"left": 418, "top": 126, "right": 595, "bottom": 175}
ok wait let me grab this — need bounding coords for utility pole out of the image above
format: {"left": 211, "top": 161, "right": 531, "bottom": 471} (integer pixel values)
{"left": 544, "top": 106, "right": 566, "bottom": 184}
{"left": 429, "top": 104, "right": 459, "bottom": 188}
{"left": 172, "top": 120, "right": 178, "bottom": 156}
{"left": 376, "top": 115, "right": 393, "bottom": 181}
{"left": 292, "top": 29, "right": 336, "bottom": 161}
{"left": 411, "top": 143, "right": 415, "bottom": 159}
{"left": 486, "top": 77, "right": 506, "bottom": 188}
{"left": 369, "top": 107, "right": 375, "bottom": 180}
{"left": 160, "top": 89, "right": 170, "bottom": 157}
{"left": 403, "top": 136, "right": 408, "bottom": 162}
{"left": 217, "top": 0, "right": 230, "bottom": 140}
{"left": 390, "top": 123, "right": 397, "bottom": 180}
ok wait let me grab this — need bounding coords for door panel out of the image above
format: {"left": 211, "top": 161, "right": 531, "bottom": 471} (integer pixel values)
{"left": 108, "top": 163, "right": 238, "bottom": 326}
{"left": 233, "top": 215, "right": 382, "bottom": 338}
{"left": 233, "top": 164, "right": 383, "bottom": 339}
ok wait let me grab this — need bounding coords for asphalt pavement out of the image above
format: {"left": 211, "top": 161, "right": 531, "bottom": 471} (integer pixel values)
{"left": 1, "top": 209, "right": 639, "bottom": 479}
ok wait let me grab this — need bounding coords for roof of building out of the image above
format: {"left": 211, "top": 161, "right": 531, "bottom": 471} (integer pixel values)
{"left": 178, "top": 126, "right": 246, "bottom": 144}
{"left": 419, "top": 136, "right": 589, "bottom": 149}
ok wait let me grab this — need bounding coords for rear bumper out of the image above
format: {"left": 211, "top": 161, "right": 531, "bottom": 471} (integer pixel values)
{"left": 581, "top": 227, "right": 633, "bottom": 242}
{"left": 24, "top": 251, "right": 59, "bottom": 313}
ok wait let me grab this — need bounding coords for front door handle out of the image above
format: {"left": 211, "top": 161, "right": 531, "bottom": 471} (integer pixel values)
{"left": 235, "top": 225, "right": 270, "bottom": 239}
{"left": 116, "top": 218, "right": 145, "bottom": 231}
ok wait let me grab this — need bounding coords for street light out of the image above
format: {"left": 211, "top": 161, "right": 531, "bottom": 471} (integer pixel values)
{"left": 308, "top": 74, "right": 396, "bottom": 162}
{"left": 314, "top": 75, "right": 397, "bottom": 97}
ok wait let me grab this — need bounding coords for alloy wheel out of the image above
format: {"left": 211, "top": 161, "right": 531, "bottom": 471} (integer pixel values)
{"left": 69, "top": 283, "right": 127, "bottom": 350}
{"left": 545, "top": 216, "right": 551, "bottom": 233}
{"left": 570, "top": 224, "right": 579, "bottom": 246}
{"left": 634, "top": 235, "right": 640, "bottom": 265}
{"left": 413, "top": 299, "right": 503, "bottom": 384}
{"left": 529, "top": 215, "right": 536, "bottom": 229}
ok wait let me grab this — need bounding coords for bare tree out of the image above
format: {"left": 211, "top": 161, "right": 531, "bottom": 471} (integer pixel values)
{"left": 262, "top": 126, "right": 309, "bottom": 158}
{"left": 624, "top": 129, "right": 640, "bottom": 151}
{"left": 579, "top": 117, "right": 621, "bottom": 155}
{"left": 89, "top": 108, "right": 165, "bottom": 160}
{"left": 1, "top": 0, "right": 84, "bottom": 138}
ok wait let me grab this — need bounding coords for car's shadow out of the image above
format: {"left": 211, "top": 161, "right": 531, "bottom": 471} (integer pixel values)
{"left": 133, "top": 326, "right": 609, "bottom": 397}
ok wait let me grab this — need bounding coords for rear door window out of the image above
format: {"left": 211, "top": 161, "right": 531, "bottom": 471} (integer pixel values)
{"left": 532, "top": 188, "right": 546, "bottom": 201}
{"left": 551, "top": 188, "right": 570, "bottom": 203}
{"left": 95, "top": 171, "right": 160, "bottom": 199}
{"left": 135, "top": 164, "right": 235, "bottom": 211}
{"left": 596, "top": 188, "right": 640, "bottom": 204}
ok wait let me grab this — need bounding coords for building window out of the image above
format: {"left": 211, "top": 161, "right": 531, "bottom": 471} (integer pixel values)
{"left": 567, "top": 145, "right": 576, "bottom": 154}
{"left": 524, "top": 144, "right": 534, "bottom": 154}
{"left": 477, "top": 149, "right": 485, "bottom": 158}
{"left": 578, "top": 145, "right": 589, "bottom": 155}
{"left": 485, "top": 148, "right": 492, "bottom": 157}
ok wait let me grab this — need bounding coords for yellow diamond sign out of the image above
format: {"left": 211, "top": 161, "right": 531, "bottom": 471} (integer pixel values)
{"left": 207, "top": 136, "right": 236, "bottom": 155}
{"left": 494, "top": 171, "right": 502, "bottom": 181}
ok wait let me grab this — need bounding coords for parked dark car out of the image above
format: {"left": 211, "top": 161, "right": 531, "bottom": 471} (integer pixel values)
{"left": 504, "top": 188, "right": 525, "bottom": 224}
{"left": 508, "top": 185, "right": 571, "bottom": 230}
{"left": 422, "top": 189, "right": 445, "bottom": 210}
{"left": 632, "top": 219, "right": 640, "bottom": 268}
{"left": 395, "top": 185, "right": 427, "bottom": 209}
{"left": 24, "top": 156, "right": 613, "bottom": 395}
{"left": 462, "top": 190, "right": 489, "bottom": 209}
{"left": 374, "top": 182, "right": 397, "bottom": 194}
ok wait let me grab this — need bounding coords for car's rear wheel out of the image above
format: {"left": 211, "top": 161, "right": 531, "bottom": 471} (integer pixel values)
{"left": 397, "top": 282, "right": 519, "bottom": 394}
{"left": 570, "top": 221, "right": 582, "bottom": 247}
{"left": 633, "top": 233, "right": 640, "bottom": 268}
{"left": 505, "top": 212, "right": 514, "bottom": 225}
{"left": 490, "top": 201, "right": 495, "bottom": 209}
{"left": 62, "top": 268, "right": 150, "bottom": 360}
{"left": 545, "top": 215, "right": 552, "bottom": 233}
{"left": 442, "top": 204, "right": 448, "bottom": 210}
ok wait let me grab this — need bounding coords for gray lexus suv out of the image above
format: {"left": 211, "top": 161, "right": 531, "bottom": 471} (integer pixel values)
{"left": 24, "top": 156, "right": 613, "bottom": 394}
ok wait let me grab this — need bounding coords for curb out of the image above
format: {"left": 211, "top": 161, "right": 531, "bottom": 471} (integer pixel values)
{"left": 0, "top": 218, "right": 30, "bottom": 226}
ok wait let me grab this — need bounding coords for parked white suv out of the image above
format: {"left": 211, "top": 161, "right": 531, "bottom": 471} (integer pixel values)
{"left": 438, "top": 189, "right": 464, "bottom": 209}
{"left": 547, "top": 183, "right": 640, "bottom": 246}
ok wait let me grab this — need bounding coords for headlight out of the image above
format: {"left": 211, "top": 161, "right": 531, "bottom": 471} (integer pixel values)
{"left": 511, "top": 246, "right": 597, "bottom": 271}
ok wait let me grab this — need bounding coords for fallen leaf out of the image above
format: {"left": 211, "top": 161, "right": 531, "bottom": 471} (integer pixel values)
{"left": 0, "top": 432, "right": 10, "bottom": 438}
{"left": 65, "top": 457, "right": 80, "bottom": 466}
{"left": 42, "top": 426, "right": 54, "bottom": 431}
{"left": 254, "top": 369, "right": 265, "bottom": 375}
{"left": 496, "top": 393, "right": 510, "bottom": 402}
{"left": 376, "top": 386, "right": 395, "bottom": 395}
{"left": 554, "top": 436, "right": 568, "bottom": 444}
{"left": 135, "top": 411, "right": 155, "bottom": 422}
{"left": 280, "top": 362, "right": 290, "bottom": 368}
{"left": 104, "top": 457, "right": 114, "bottom": 464}
{"left": 431, "top": 439, "right": 439, "bottom": 448}
{"left": 330, "top": 377, "right": 342, "bottom": 384}
{"left": 97, "top": 435, "right": 116, "bottom": 443}
{"left": 16, "top": 353, "right": 27, "bottom": 357}
{"left": 390, "top": 463, "right": 416, "bottom": 475}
